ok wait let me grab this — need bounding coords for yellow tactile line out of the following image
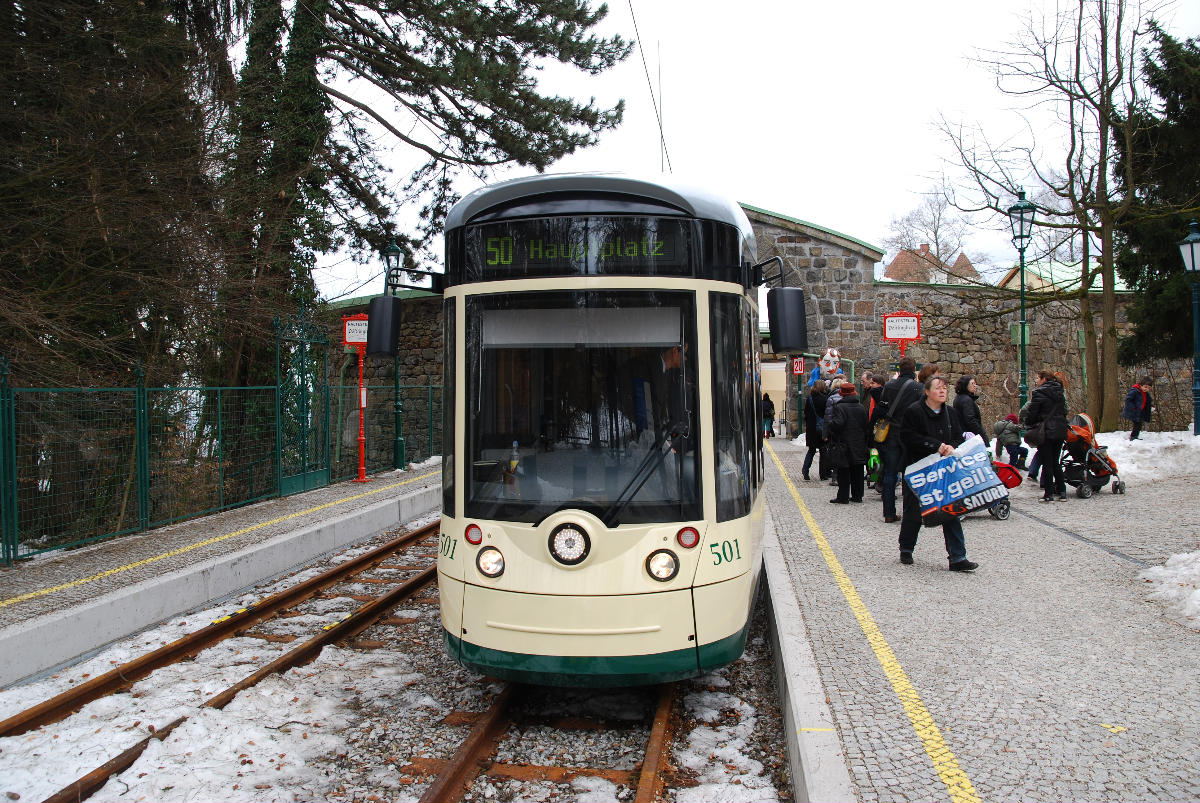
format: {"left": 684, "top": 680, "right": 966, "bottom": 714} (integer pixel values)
{"left": 0, "top": 471, "right": 440, "bottom": 610}
{"left": 766, "top": 442, "right": 981, "bottom": 803}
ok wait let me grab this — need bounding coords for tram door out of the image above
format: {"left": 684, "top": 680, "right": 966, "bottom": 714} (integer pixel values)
{"left": 275, "top": 314, "right": 331, "bottom": 496}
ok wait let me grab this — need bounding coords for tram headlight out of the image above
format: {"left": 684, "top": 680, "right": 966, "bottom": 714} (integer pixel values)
{"left": 645, "top": 549, "right": 679, "bottom": 582}
{"left": 548, "top": 523, "right": 590, "bottom": 566}
{"left": 476, "top": 547, "right": 505, "bottom": 578}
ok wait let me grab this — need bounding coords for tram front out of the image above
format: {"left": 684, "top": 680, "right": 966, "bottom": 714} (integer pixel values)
{"left": 438, "top": 175, "right": 767, "bottom": 687}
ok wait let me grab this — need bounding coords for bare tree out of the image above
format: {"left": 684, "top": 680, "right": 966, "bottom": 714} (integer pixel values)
{"left": 883, "top": 187, "right": 987, "bottom": 283}
{"left": 941, "top": 0, "right": 1158, "bottom": 428}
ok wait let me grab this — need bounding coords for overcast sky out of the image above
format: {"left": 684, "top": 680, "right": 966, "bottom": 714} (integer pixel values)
{"left": 314, "top": 0, "right": 1200, "bottom": 300}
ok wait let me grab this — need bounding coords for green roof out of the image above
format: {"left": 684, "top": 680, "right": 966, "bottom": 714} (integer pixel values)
{"left": 325, "top": 290, "right": 437, "bottom": 310}
{"left": 739, "top": 203, "right": 885, "bottom": 257}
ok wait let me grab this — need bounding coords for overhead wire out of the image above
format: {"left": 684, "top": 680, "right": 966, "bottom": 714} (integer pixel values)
{"left": 627, "top": 0, "right": 672, "bottom": 173}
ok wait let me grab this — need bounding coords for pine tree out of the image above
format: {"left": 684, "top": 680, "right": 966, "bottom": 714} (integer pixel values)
{"left": 1114, "top": 24, "right": 1200, "bottom": 363}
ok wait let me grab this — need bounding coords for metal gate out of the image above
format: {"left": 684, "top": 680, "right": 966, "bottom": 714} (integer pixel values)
{"left": 275, "top": 312, "right": 330, "bottom": 496}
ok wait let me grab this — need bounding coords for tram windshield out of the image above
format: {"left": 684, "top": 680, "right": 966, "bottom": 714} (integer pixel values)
{"left": 465, "top": 291, "right": 700, "bottom": 524}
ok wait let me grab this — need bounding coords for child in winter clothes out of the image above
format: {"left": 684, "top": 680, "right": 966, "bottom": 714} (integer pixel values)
{"left": 993, "top": 413, "right": 1028, "bottom": 469}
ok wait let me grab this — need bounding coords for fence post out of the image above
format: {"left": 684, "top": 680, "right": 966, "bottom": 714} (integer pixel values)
{"left": 135, "top": 365, "right": 150, "bottom": 531}
{"left": 273, "top": 316, "right": 284, "bottom": 497}
{"left": 1, "top": 357, "right": 15, "bottom": 566}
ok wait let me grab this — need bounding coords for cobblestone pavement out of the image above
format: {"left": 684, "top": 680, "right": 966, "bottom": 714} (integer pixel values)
{"left": 762, "top": 437, "right": 1200, "bottom": 803}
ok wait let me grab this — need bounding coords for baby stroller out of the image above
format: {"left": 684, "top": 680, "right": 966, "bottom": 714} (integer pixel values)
{"left": 1062, "top": 413, "right": 1125, "bottom": 497}
{"left": 984, "top": 460, "right": 1023, "bottom": 520}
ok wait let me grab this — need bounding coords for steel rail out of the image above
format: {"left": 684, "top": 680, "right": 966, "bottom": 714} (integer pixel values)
{"left": 417, "top": 684, "right": 523, "bottom": 803}
{"left": 1, "top": 522, "right": 438, "bottom": 738}
{"left": 634, "top": 683, "right": 678, "bottom": 803}
{"left": 38, "top": 558, "right": 439, "bottom": 803}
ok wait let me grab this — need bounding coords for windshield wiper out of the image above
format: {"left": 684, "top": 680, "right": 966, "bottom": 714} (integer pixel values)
{"left": 600, "top": 423, "right": 688, "bottom": 528}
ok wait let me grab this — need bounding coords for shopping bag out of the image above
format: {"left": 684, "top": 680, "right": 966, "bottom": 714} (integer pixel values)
{"left": 872, "top": 419, "right": 890, "bottom": 443}
{"left": 903, "top": 435, "right": 1008, "bottom": 527}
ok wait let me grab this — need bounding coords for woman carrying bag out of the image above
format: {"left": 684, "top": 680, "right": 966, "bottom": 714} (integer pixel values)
{"left": 1025, "top": 369, "right": 1070, "bottom": 503}
{"left": 802, "top": 380, "right": 830, "bottom": 481}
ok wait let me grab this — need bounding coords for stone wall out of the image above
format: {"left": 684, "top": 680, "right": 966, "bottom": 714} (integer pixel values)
{"left": 323, "top": 296, "right": 443, "bottom": 472}
{"left": 747, "top": 206, "right": 1192, "bottom": 437}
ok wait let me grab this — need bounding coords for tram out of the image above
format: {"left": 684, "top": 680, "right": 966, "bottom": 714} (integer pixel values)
{"left": 432, "top": 173, "right": 806, "bottom": 686}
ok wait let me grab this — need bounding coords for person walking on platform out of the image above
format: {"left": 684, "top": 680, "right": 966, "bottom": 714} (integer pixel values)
{"left": 1026, "top": 369, "right": 1070, "bottom": 503}
{"left": 953, "top": 375, "right": 990, "bottom": 448}
{"left": 1122, "top": 377, "right": 1154, "bottom": 440}
{"left": 827, "top": 383, "right": 869, "bottom": 504}
{"left": 875, "top": 357, "right": 924, "bottom": 523}
{"left": 802, "top": 380, "right": 829, "bottom": 481}
{"left": 897, "top": 375, "right": 978, "bottom": 571}
{"left": 760, "top": 392, "right": 775, "bottom": 439}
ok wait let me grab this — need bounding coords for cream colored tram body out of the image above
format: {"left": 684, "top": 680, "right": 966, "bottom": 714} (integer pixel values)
{"left": 437, "top": 174, "right": 773, "bottom": 687}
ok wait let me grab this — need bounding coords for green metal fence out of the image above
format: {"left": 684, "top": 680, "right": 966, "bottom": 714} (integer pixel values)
{"left": 0, "top": 360, "right": 441, "bottom": 565}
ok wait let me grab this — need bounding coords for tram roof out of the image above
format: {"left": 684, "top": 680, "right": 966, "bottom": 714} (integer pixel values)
{"left": 445, "top": 173, "right": 755, "bottom": 243}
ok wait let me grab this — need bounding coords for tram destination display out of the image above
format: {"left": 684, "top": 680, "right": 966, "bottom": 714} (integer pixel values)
{"left": 465, "top": 216, "right": 691, "bottom": 278}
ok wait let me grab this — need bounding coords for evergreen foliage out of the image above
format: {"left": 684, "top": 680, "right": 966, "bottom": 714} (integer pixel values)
{"left": 1114, "top": 25, "right": 1200, "bottom": 364}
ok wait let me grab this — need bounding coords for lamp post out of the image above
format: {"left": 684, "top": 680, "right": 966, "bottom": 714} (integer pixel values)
{"left": 1180, "top": 220, "right": 1200, "bottom": 436}
{"left": 383, "top": 238, "right": 406, "bottom": 468}
{"left": 1007, "top": 189, "right": 1037, "bottom": 409}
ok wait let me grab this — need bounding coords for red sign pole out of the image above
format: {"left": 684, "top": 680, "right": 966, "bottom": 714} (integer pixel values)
{"left": 343, "top": 313, "right": 370, "bottom": 484}
{"left": 353, "top": 343, "right": 368, "bottom": 482}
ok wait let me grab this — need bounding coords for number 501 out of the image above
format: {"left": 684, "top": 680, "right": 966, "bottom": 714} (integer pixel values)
{"left": 709, "top": 539, "right": 742, "bottom": 565}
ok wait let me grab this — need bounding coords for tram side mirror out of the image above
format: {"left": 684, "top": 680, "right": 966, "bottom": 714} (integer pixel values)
{"left": 367, "top": 295, "right": 403, "bottom": 357}
{"left": 766, "top": 287, "right": 808, "bottom": 352}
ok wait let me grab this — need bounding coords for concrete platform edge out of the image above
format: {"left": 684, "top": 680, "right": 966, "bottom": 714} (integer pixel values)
{"left": 0, "top": 485, "right": 441, "bottom": 687}
{"left": 764, "top": 527, "right": 856, "bottom": 803}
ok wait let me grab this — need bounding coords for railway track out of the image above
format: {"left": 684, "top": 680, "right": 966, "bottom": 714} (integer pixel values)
{"left": 412, "top": 681, "right": 678, "bottom": 803}
{"left": 2, "top": 521, "right": 790, "bottom": 802}
{"left": 0, "top": 522, "right": 440, "bottom": 803}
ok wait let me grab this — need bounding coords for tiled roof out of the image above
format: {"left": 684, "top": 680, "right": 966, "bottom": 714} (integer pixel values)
{"left": 883, "top": 244, "right": 980, "bottom": 284}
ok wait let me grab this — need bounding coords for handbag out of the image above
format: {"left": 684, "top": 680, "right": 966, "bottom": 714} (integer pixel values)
{"left": 872, "top": 419, "right": 890, "bottom": 443}
{"left": 1023, "top": 421, "right": 1046, "bottom": 448}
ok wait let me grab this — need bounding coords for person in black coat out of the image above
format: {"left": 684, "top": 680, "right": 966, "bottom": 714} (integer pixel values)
{"left": 952, "top": 375, "right": 990, "bottom": 447}
{"left": 802, "top": 380, "right": 829, "bottom": 481}
{"left": 1025, "top": 369, "right": 1069, "bottom": 502}
{"left": 897, "top": 375, "right": 978, "bottom": 572}
{"left": 827, "top": 383, "right": 869, "bottom": 503}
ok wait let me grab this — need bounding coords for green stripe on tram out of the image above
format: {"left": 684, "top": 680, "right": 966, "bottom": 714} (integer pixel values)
{"left": 443, "top": 625, "right": 751, "bottom": 687}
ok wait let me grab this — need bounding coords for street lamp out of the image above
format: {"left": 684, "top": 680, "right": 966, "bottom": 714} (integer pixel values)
{"left": 1179, "top": 220, "right": 1200, "bottom": 436}
{"left": 383, "top": 238, "right": 406, "bottom": 468}
{"left": 1007, "top": 189, "right": 1037, "bottom": 409}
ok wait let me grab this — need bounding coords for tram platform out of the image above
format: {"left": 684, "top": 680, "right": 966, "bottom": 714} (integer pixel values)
{"left": 762, "top": 434, "right": 1200, "bottom": 803}
{"left": 0, "top": 467, "right": 442, "bottom": 687}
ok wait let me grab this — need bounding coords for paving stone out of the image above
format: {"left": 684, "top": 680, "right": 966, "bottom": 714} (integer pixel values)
{"left": 763, "top": 437, "right": 1200, "bottom": 802}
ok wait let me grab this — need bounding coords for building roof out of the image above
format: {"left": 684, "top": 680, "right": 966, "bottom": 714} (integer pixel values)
{"left": 996, "top": 260, "right": 1130, "bottom": 293}
{"left": 883, "top": 244, "right": 981, "bottom": 284}
{"left": 326, "top": 290, "right": 437, "bottom": 310}
{"left": 739, "top": 204, "right": 885, "bottom": 261}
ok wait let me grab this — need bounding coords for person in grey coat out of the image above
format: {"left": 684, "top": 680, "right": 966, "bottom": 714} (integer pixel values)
{"left": 827, "top": 383, "right": 870, "bottom": 504}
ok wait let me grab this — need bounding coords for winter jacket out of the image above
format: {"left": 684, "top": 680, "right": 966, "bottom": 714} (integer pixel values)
{"left": 760, "top": 396, "right": 775, "bottom": 420}
{"left": 878, "top": 371, "right": 923, "bottom": 443}
{"left": 993, "top": 419, "right": 1022, "bottom": 449}
{"left": 952, "top": 391, "right": 990, "bottom": 445}
{"left": 804, "top": 390, "right": 828, "bottom": 449}
{"left": 1121, "top": 385, "right": 1153, "bottom": 423}
{"left": 1026, "top": 380, "right": 1069, "bottom": 442}
{"left": 828, "top": 395, "right": 870, "bottom": 466}
{"left": 898, "top": 401, "right": 965, "bottom": 469}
